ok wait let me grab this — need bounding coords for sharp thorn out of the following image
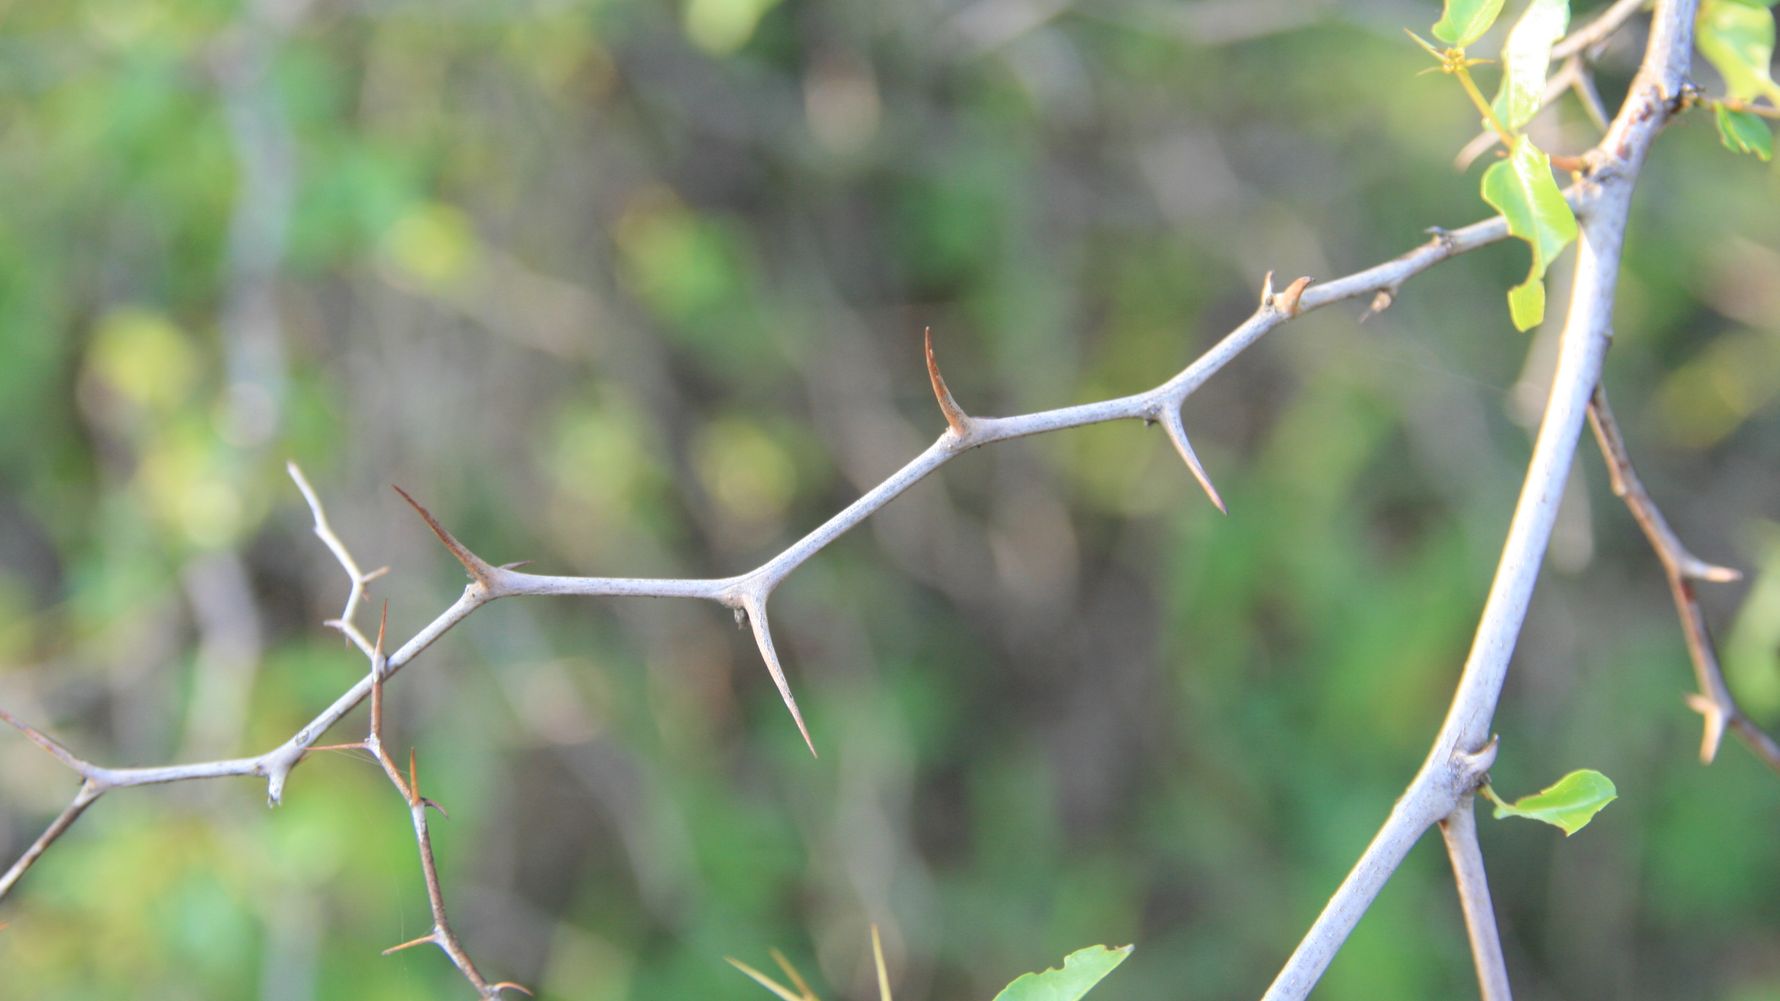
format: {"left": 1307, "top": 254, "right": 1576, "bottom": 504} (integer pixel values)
{"left": 489, "top": 983, "right": 535, "bottom": 998}
{"left": 1259, "top": 270, "right": 1275, "bottom": 306}
{"left": 391, "top": 485, "right": 496, "bottom": 588}
{"left": 382, "top": 932, "right": 437, "bottom": 956}
{"left": 407, "top": 748, "right": 421, "bottom": 805}
{"left": 742, "top": 597, "right": 817, "bottom": 757}
{"left": 924, "top": 327, "right": 971, "bottom": 436}
{"left": 769, "top": 948, "right": 817, "bottom": 1001}
{"left": 374, "top": 601, "right": 389, "bottom": 669}
{"left": 1275, "top": 276, "right": 1313, "bottom": 317}
{"left": 1160, "top": 407, "right": 1227, "bottom": 514}
{"left": 0, "top": 707, "right": 91, "bottom": 773}
{"left": 1685, "top": 692, "right": 1728, "bottom": 764}
{"left": 872, "top": 924, "right": 893, "bottom": 1001}
{"left": 726, "top": 958, "right": 806, "bottom": 1001}
{"left": 422, "top": 796, "right": 450, "bottom": 819}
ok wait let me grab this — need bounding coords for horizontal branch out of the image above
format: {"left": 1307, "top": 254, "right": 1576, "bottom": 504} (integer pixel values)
{"left": 0, "top": 162, "right": 1531, "bottom": 995}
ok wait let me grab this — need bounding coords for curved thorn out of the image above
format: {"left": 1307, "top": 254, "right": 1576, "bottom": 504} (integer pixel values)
{"left": 1276, "top": 276, "right": 1314, "bottom": 317}
{"left": 741, "top": 596, "right": 817, "bottom": 757}
{"left": 489, "top": 983, "right": 534, "bottom": 998}
{"left": 422, "top": 797, "right": 450, "bottom": 819}
{"left": 0, "top": 708, "right": 93, "bottom": 775}
{"left": 1681, "top": 557, "right": 1742, "bottom": 585}
{"left": 1259, "top": 270, "right": 1276, "bottom": 307}
{"left": 924, "top": 327, "right": 970, "bottom": 436}
{"left": 1159, "top": 407, "right": 1226, "bottom": 514}
{"left": 391, "top": 485, "right": 495, "bottom": 588}
{"left": 1685, "top": 692, "right": 1728, "bottom": 764}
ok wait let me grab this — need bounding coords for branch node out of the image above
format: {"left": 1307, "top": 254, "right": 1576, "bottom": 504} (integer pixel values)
{"left": 924, "top": 327, "right": 972, "bottom": 436}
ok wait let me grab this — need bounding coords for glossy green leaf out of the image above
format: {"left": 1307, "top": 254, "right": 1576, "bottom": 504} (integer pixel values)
{"left": 1434, "top": 0, "right": 1507, "bottom": 46}
{"left": 1478, "top": 137, "right": 1578, "bottom": 330}
{"left": 1492, "top": 0, "right": 1571, "bottom": 130}
{"left": 1488, "top": 769, "right": 1618, "bottom": 836}
{"left": 991, "top": 945, "right": 1133, "bottom": 1001}
{"left": 1715, "top": 103, "right": 1776, "bottom": 159}
{"left": 1696, "top": 0, "right": 1780, "bottom": 103}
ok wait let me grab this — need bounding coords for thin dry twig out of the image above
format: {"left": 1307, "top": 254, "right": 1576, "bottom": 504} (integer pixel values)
{"left": 1586, "top": 386, "right": 1780, "bottom": 774}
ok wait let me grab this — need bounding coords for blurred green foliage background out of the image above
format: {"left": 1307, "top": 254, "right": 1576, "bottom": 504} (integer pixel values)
{"left": 1, "top": 0, "right": 1779, "bottom": 998}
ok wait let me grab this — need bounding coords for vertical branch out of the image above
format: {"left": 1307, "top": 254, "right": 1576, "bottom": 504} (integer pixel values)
{"left": 1440, "top": 799, "right": 1512, "bottom": 1001}
{"left": 1585, "top": 388, "right": 1780, "bottom": 773}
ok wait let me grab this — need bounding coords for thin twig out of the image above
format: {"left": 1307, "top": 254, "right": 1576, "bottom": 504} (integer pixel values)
{"left": 1585, "top": 387, "right": 1780, "bottom": 774}
{"left": 1439, "top": 797, "right": 1512, "bottom": 1001}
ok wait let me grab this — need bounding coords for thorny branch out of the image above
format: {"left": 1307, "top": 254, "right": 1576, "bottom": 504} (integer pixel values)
{"left": 0, "top": 2, "right": 1742, "bottom": 999}
{"left": 0, "top": 198, "right": 1514, "bottom": 988}
{"left": 1586, "top": 387, "right": 1780, "bottom": 775}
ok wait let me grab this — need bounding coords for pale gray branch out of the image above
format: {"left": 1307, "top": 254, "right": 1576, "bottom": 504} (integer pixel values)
{"left": 1441, "top": 797, "right": 1512, "bottom": 1001}
{"left": 1262, "top": 2, "right": 1698, "bottom": 998}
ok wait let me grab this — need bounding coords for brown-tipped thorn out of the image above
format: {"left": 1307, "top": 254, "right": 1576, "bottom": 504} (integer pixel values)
{"left": 1275, "top": 276, "right": 1313, "bottom": 317}
{"left": 407, "top": 748, "right": 421, "bottom": 806}
{"left": 872, "top": 925, "right": 893, "bottom": 1001}
{"left": 489, "top": 983, "right": 535, "bottom": 998}
{"left": 769, "top": 948, "right": 817, "bottom": 1001}
{"left": 0, "top": 708, "right": 91, "bottom": 774}
{"left": 741, "top": 596, "right": 817, "bottom": 757}
{"left": 924, "top": 327, "right": 970, "bottom": 436}
{"left": 382, "top": 932, "right": 437, "bottom": 956}
{"left": 1686, "top": 692, "right": 1728, "bottom": 764}
{"left": 726, "top": 957, "right": 805, "bottom": 1001}
{"left": 422, "top": 797, "right": 450, "bottom": 818}
{"left": 1684, "top": 560, "right": 1742, "bottom": 585}
{"left": 391, "top": 485, "right": 495, "bottom": 588}
{"left": 306, "top": 742, "right": 367, "bottom": 754}
{"left": 1159, "top": 407, "right": 1226, "bottom": 514}
{"left": 374, "top": 601, "right": 389, "bottom": 665}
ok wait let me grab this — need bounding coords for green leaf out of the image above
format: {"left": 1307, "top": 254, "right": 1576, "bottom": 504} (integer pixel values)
{"left": 1434, "top": 0, "right": 1508, "bottom": 47}
{"left": 991, "top": 945, "right": 1134, "bottom": 1001}
{"left": 1478, "top": 137, "right": 1578, "bottom": 330}
{"left": 1487, "top": 769, "right": 1618, "bottom": 836}
{"left": 1715, "top": 103, "right": 1776, "bottom": 159}
{"left": 1696, "top": 0, "right": 1780, "bottom": 104}
{"left": 1491, "top": 0, "right": 1572, "bottom": 130}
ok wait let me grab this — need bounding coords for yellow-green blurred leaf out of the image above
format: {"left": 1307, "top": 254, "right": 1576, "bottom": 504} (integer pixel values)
{"left": 1487, "top": 769, "right": 1618, "bottom": 835}
{"left": 1491, "top": 0, "right": 1571, "bottom": 131}
{"left": 1434, "top": 0, "right": 1507, "bottom": 47}
{"left": 1479, "top": 137, "right": 1577, "bottom": 330}
{"left": 1696, "top": 0, "right": 1780, "bottom": 104}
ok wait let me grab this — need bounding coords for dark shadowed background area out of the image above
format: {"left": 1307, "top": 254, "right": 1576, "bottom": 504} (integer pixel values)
{"left": 1, "top": 0, "right": 1779, "bottom": 998}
